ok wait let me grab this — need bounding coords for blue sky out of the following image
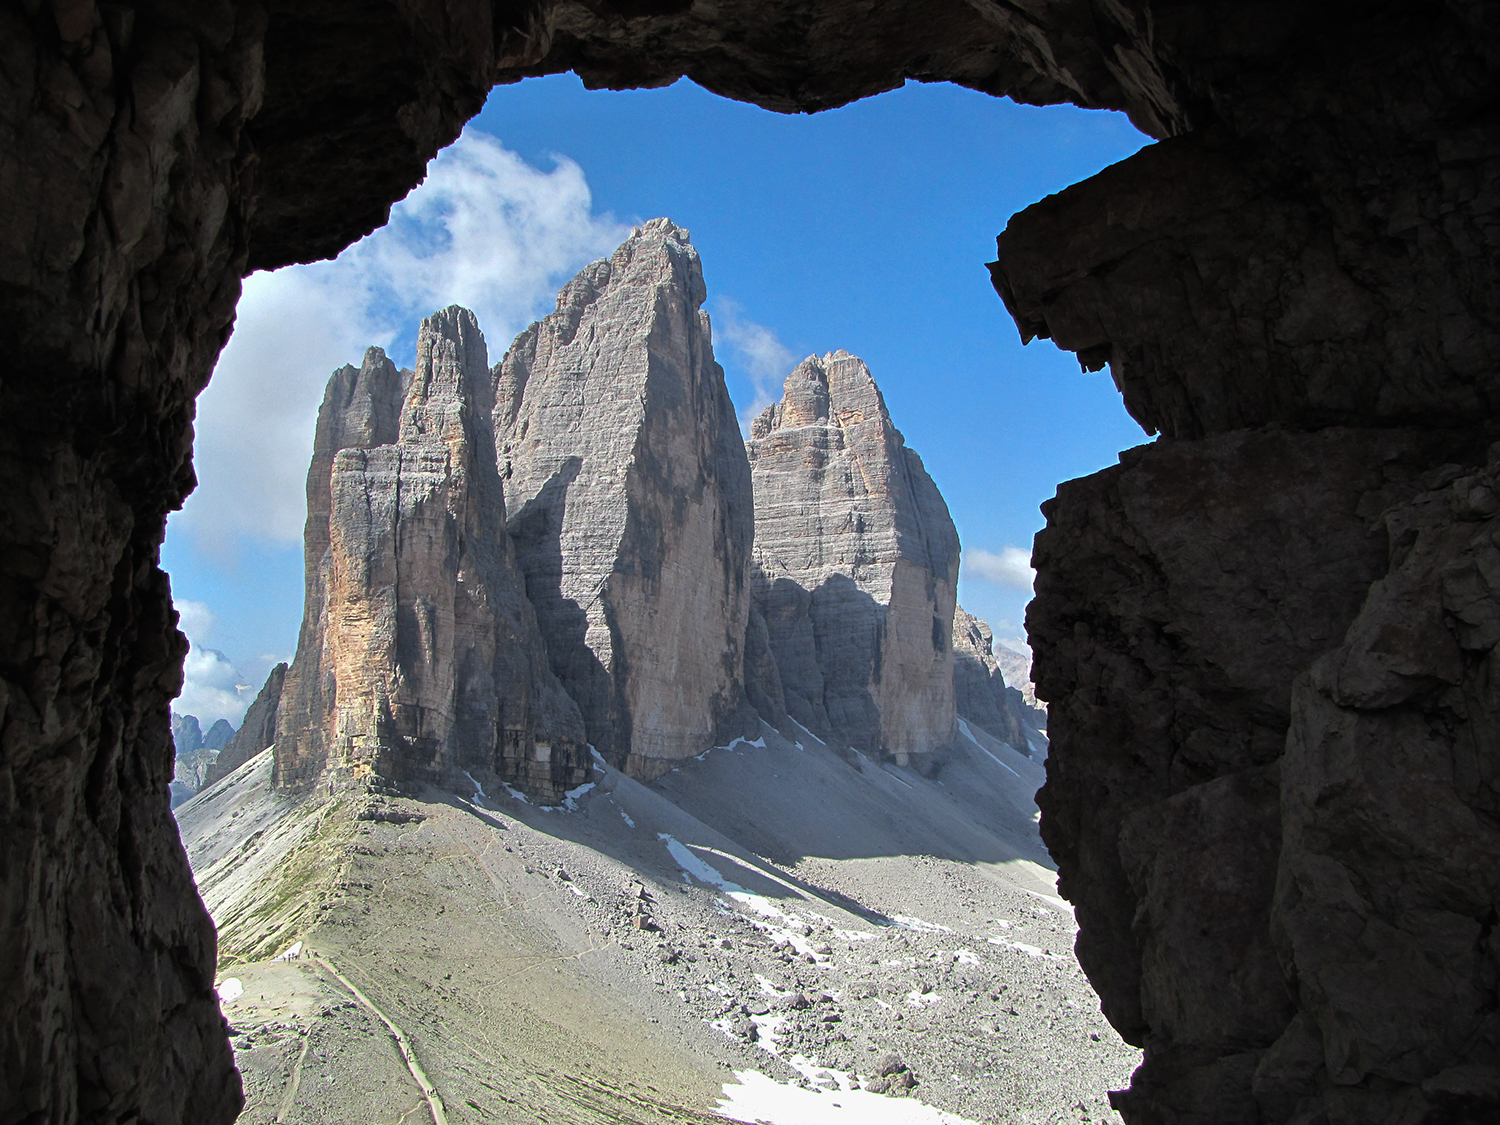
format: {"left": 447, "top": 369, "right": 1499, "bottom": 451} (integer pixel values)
{"left": 163, "top": 74, "right": 1148, "bottom": 725}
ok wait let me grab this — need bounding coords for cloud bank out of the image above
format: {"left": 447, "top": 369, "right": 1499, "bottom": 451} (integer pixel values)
{"left": 176, "top": 130, "right": 630, "bottom": 549}
{"left": 964, "top": 546, "right": 1035, "bottom": 591}
{"left": 172, "top": 600, "right": 253, "bottom": 726}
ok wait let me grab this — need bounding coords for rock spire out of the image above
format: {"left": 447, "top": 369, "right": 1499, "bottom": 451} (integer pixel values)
{"left": 273, "top": 313, "right": 588, "bottom": 799}
{"left": 746, "top": 351, "right": 959, "bottom": 761}
{"left": 494, "top": 218, "right": 756, "bottom": 778}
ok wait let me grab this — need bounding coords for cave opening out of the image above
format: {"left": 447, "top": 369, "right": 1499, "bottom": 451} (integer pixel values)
{"left": 5, "top": 5, "right": 1497, "bottom": 1125}
{"left": 164, "top": 72, "right": 1155, "bottom": 1125}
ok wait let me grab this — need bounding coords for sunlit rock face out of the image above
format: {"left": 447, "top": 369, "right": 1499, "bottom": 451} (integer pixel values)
{"left": 952, "top": 606, "right": 1028, "bottom": 752}
{"left": 746, "top": 352, "right": 959, "bottom": 762}
{"left": 273, "top": 313, "right": 588, "bottom": 799}
{"left": 494, "top": 219, "right": 756, "bottom": 778}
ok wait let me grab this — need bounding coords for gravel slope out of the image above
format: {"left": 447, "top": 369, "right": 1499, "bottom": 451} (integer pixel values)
{"left": 177, "top": 722, "right": 1138, "bottom": 1124}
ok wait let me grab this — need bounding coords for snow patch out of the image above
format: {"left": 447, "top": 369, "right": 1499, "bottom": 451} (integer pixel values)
{"left": 788, "top": 718, "right": 826, "bottom": 747}
{"left": 502, "top": 782, "right": 531, "bottom": 805}
{"left": 619, "top": 808, "right": 636, "bottom": 828}
{"left": 755, "top": 974, "right": 793, "bottom": 997}
{"left": 658, "top": 834, "right": 821, "bottom": 957}
{"left": 882, "top": 767, "right": 914, "bottom": 790}
{"left": 216, "top": 978, "right": 243, "bottom": 1004}
{"left": 716, "top": 1069, "right": 987, "bottom": 1125}
{"left": 461, "top": 770, "right": 489, "bottom": 804}
{"left": 893, "top": 915, "right": 951, "bottom": 935}
{"left": 986, "top": 936, "right": 1061, "bottom": 961}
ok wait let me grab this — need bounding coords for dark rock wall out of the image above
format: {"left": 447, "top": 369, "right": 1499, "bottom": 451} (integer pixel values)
{"left": 0, "top": 3, "right": 262, "bottom": 1121}
{"left": 5, "top": 1, "right": 1497, "bottom": 1122}
{"left": 0, "top": 3, "right": 509, "bottom": 1118}
{"left": 1001, "top": 6, "right": 1500, "bottom": 1121}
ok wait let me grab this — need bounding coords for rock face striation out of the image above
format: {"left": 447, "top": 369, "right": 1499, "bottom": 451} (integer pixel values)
{"left": 273, "top": 313, "right": 588, "bottom": 800}
{"left": 495, "top": 219, "right": 756, "bottom": 778}
{"left": 746, "top": 352, "right": 959, "bottom": 763}
{"left": 202, "top": 664, "right": 287, "bottom": 789}
{"left": 952, "top": 606, "right": 1028, "bottom": 752}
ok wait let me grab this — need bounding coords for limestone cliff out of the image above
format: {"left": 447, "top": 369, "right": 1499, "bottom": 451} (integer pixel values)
{"left": 494, "top": 219, "right": 755, "bottom": 778}
{"left": 202, "top": 663, "right": 286, "bottom": 788}
{"left": 952, "top": 606, "right": 1028, "bottom": 752}
{"left": 746, "top": 352, "right": 959, "bottom": 761}
{"left": 993, "top": 645, "right": 1045, "bottom": 723}
{"left": 274, "top": 313, "right": 588, "bottom": 800}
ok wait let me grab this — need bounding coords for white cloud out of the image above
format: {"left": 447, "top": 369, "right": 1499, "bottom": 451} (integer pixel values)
{"left": 711, "top": 298, "right": 797, "bottom": 434}
{"left": 173, "top": 598, "right": 251, "bottom": 726}
{"left": 176, "top": 642, "right": 252, "bottom": 727}
{"left": 174, "top": 600, "right": 216, "bottom": 646}
{"left": 964, "top": 546, "right": 1035, "bottom": 591}
{"left": 175, "top": 129, "right": 630, "bottom": 549}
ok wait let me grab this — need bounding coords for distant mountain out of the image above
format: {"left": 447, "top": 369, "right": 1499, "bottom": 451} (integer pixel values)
{"left": 171, "top": 712, "right": 203, "bottom": 755}
{"left": 255, "top": 219, "right": 1029, "bottom": 797}
{"left": 201, "top": 664, "right": 287, "bottom": 789}
{"left": 170, "top": 710, "right": 237, "bottom": 807}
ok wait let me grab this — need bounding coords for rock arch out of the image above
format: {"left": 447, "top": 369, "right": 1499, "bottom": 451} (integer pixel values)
{"left": 3, "top": 3, "right": 1495, "bottom": 1122}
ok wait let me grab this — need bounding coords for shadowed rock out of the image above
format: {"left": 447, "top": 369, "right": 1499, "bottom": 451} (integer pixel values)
{"left": 952, "top": 605, "right": 1028, "bottom": 753}
{"left": 747, "top": 352, "right": 959, "bottom": 763}
{"left": 495, "top": 219, "right": 756, "bottom": 778}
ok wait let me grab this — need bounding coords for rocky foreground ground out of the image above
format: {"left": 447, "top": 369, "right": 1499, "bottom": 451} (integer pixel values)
{"left": 177, "top": 722, "right": 1137, "bottom": 1124}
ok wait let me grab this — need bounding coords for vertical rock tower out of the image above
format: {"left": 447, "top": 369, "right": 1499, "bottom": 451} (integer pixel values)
{"left": 952, "top": 605, "right": 1028, "bottom": 751}
{"left": 494, "top": 219, "right": 755, "bottom": 778}
{"left": 747, "top": 352, "right": 959, "bottom": 761}
{"left": 274, "top": 312, "right": 588, "bottom": 798}
{"left": 201, "top": 662, "right": 287, "bottom": 787}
